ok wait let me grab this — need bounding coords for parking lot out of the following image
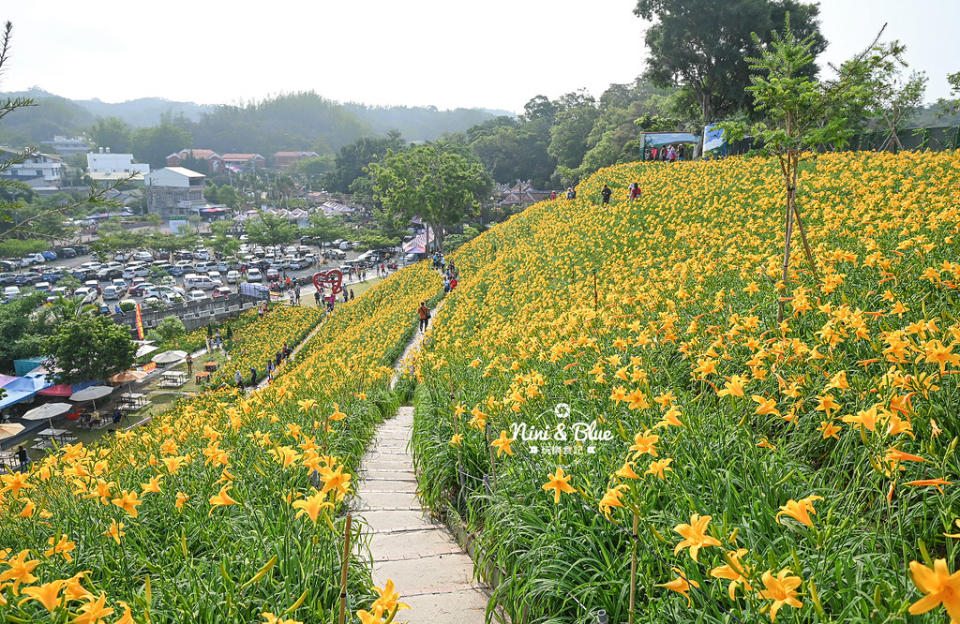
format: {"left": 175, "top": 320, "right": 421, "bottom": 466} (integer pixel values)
{"left": 0, "top": 241, "right": 398, "bottom": 308}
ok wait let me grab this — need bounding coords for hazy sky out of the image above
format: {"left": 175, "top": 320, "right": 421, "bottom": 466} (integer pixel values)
{"left": 2, "top": 1, "right": 957, "bottom": 112}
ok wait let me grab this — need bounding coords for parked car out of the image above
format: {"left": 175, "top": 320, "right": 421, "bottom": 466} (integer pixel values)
{"left": 0, "top": 273, "right": 15, "bottom": 285}
{"left": 133, "top": 251, "right": 153, "bottom": 262}
{"left": 187, "top": 289, "right": 208, "bottom": 302}
{"left": 265, "top": 268, "right": 280, "bottom": 281}
{"left": 102, "top": 285, "right": 124, "bottom": 300}
{"left": 21, "top": 253, "right": 44, "bottom": 266}
{"left": 246, "top": 268, "right": 263, "bottom": 283}
{"left": 40, "top": 269, "right": 63, "bottom": 283}
{"left": 213, "top": 286, "right": 232, "bottom": 298}
{"left": 111, "top": 278, "right": 127, "bottom": 291}
{"left": 41, "top": 250, "right": 57, "bottom": 261}
{"left": 59, "top": 247, "right": 77, "bottom": 258}
{"left": 226, "top": 270, "right": 240, "bottom": 284}
{"left": 207, "top": 271, "right": 223, "bottom": 286}
{"left": 34, "top": 281, "right": 51, "bottom": 293}
{"left": 0, "top": 261, "right": 18, "bottom": 271}
{"left": 73, "top": 287, "right": 93, "bottom": 301}
{"left": 184, "top": 274, "right": 217, "bottom": 290}
{"left": 3, "top": 286, "right": 20, "bottom": 299}
{"left": 338, "top": 241, "right": 352, "bottom": 251}
{"left": 129, "top": 283, "right": 149, "bottom": 297}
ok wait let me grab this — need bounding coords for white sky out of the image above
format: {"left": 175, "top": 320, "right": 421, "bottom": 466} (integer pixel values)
{"left": 1, "top": 0, "right": 957, "bottom": 113}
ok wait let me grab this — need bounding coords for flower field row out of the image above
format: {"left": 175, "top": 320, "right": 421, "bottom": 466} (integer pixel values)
{"left": 210, "top": 305, "right": 323, "bottom": 385}
{"left": 409, "top": 151, "right": 960, "bottom": 622}
{"left": 0, "top": 264, "right": 440, "bottom": 622}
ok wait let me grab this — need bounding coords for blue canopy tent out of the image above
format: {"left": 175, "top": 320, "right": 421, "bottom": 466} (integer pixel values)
{"left": 0, "top": 375, "right": 52, "bottom": 410}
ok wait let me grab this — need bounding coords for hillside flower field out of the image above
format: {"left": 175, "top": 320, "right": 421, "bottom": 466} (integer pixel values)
{"left": 0, "top": 264, "right": 440, "bottom": 622}
{"left": 410, "top": 150, "right": 960, "bottom": 622}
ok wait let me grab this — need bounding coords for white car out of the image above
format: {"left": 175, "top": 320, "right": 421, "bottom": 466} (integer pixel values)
{"left": 3, "top": 285, "right": 20, "bottom": 299}
{"left": 246, "top": 268, "right": 262, "bottom": 282}
{"left": 187, "top": 289, "right": 208, "bottom": 302}
{"left": 133, "top": 251, "right": 153, "bottom": 262}
{"left": 207, "top": 271, "right": 223, "bottom": 286}
{"left": 21, "top": 253, "right": 44, "bottom": 266}
{"left": 226, "top": 270, "right": 240, "bottom": 284}
{"left": 34, "top": 281, "right": 51, "bottom": 292}
{"left": 102, "top": 285, "right": 124, "bottom": 300}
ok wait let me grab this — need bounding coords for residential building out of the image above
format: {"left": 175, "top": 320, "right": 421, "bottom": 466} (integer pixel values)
{"left": 86, "top": 148, "right": 150, "bottom": 182}
{"left": 166, "top": 149, "right": 224, "bottom": 174}
{"left": 274, "top": 151, "right": 319, "bottom": 169}
{"left": 221, "top": 153, "right": 265, "bottom": 172}
{"left": 0, "top": 147, "right": 63, "bottom": 191}
{"left": 495, "top": 181, "right": 554, "bottom": 208}
{"left": 48, "top": 135, "right": 89, "bottom": 155}
{"left": 144, "top": 167, "right": 207, "bottom": 218}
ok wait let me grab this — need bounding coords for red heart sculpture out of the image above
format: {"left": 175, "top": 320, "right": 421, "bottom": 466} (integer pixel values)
{"left": 312, "top": 269, "right": 343, "bottom": 295}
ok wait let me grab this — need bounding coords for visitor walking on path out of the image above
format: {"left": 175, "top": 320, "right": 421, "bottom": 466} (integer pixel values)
{"left": 418, "top": 301, "right": 430, "bottom": 332}
{"left": 601, "top": 184, "right": 612, "bottom": 205}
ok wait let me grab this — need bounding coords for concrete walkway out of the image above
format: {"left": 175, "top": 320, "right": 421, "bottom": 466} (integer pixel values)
{"left": 353, "top": 302, "right": 495, "bottom": 622}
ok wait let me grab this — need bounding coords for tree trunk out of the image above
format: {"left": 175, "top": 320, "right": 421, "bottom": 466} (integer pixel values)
{"left": 778, "top": 153, "right": 797, "bottom": 324}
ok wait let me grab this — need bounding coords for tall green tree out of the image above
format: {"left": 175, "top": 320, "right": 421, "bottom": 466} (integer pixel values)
{"left": 244, "top": 213, "right": 299, "bottom": 247}
{"left": 723, "top": 17, "right": 905, "bottom": 321}
{"left": 45, "top": 315, "right": 136, "bottom": 384}
{"left": 131, "top": 122, "right": 193, "bottom": 168}
{"left": 634, "top": 0, "right": 826, "bottom": 126}
{"left": 304, "top": 212, "right": 348, "bottom": 247}
{"left": 370, "top": 144, "right": 492, "bottom": 252}
{"left": 89, "top": 116, "right": 132, "bottom": 153}
{"left": 324, "top": 131, "right": 405, "bottom": 193}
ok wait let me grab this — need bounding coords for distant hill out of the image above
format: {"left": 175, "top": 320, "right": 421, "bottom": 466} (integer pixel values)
{"left": 345, "top": 103, "right": 512, "bottom": 141}
{"left": 75, "top": 96, "right": 213, "bottom": 127}
{"left": 0, "top": 88, "right": 504, "bottom": 153}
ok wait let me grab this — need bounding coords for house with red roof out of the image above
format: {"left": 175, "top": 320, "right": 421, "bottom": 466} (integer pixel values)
{"left": 166, "top": 149, "right": 224, "bottom": 174}
{"left": 273, "top": 151, "right": 319, "bottom": 170}
{"left": 221, "top": 153, "right": 265, "bottom": 172}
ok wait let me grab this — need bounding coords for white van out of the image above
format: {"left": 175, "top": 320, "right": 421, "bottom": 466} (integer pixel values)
{"left": 3, "top": 285, "right": 20, "bottom": 299}
{"left": 184, "top": 273, "right": 216, "bottom": 290}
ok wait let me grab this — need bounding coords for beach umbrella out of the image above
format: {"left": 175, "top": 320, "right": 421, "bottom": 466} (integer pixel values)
{"left": 0, "top": 423, "right": 24, "bottom": 440}
{"left": 152, "top": 350, "right": 188, "bottom": 365}
{"left": 22, "top": 402, "right": 72, "bottom": 421}
{"left": 69, "top": 386, "right": 114, "bottom": 402}
{"left": 70, "top": 385, "right": 114, "bottom": 413}
{"left": 109, "top": 370, "right": 147, "bottom": 385}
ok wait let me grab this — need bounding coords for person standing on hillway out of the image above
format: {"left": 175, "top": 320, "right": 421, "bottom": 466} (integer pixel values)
{"left": 601, "top": 184, "right": 612, "bottom": 206}
{"left": 418, "top": 301, "right": 430, "bottom": 332}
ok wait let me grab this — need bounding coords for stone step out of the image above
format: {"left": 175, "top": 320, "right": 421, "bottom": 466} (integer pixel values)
{"left": 373, "top": 552, "right": 477, "bottom": 593}
{"left": 369, "top": 528, "right": 464, "bottom": 561}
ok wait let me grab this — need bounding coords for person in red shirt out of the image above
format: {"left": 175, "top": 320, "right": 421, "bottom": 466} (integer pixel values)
{"left": 417, "top": 301, "right": 430, "bottom": 332}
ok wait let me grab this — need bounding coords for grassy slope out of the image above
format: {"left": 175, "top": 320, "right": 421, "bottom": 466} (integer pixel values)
{"left": 411, "top": 151, "right": 960, "bottom": 622}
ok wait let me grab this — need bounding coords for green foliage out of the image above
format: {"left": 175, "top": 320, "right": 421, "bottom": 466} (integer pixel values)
{"left": 131, "top": 119, "right": 193, "bottom": 168}
{"left": 324, "top": 132, "right": 405, "bottom": 193}
{"left": 293, "top": 154, "right": 335, "bottom": 179}
{"left": 304, "top": 212, "right": 348, "bottom": 245}
{"left": 45, "top": 315, "right": 136, "bottom": 384}
{"left": 634, "top": 0, "right": 826, "bottom": 124}
{"left": 151, "top": 315, "right": 187, "bottom": 343}
{"left": 0, "top": 238, "right": 48, "bottom": 257}
{"left": 370, "top": 144, "right": 492, "bottom": 252}
{"left": 89, "top": 116, "right": 132, "bottom": 153}
{"left": 0, "top": 292, "right": 54, "bottom": 373}
{"left": 244, "top": 213, "right": 300, "bottom": 247}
